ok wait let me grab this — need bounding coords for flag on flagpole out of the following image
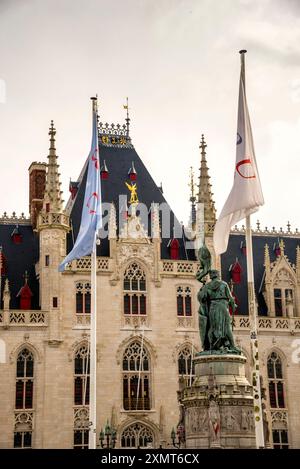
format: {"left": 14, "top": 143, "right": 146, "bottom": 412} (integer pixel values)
{"left": 59, "top": 101, "right": 102, "bottom": 272}
{"left": 213, "top": 57, "right": 264, "bottom": 256}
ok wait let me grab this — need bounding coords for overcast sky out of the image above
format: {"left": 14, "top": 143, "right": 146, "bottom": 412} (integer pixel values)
{"left": 0, "top": 0, "right": 300, "bottom": 231}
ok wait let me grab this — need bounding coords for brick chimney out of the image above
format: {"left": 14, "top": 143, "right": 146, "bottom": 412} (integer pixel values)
{"left": 28, "top": 162, "right": 47, "bottom": 229}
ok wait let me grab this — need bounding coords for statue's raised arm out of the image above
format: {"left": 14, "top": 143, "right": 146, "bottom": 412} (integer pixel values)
{"left": 196, "top": 243, "right": 211, "bottom": 283}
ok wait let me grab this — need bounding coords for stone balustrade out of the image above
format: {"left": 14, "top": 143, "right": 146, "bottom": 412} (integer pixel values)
{"left": 0, "top": 310, "right": 48, "bottom": 327}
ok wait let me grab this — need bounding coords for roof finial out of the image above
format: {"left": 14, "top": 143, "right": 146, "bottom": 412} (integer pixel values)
{"left": 42, "top": 121, "right": 64, "bottom": 215}
{"left": 24, "top": 270, "right": 29, "bottom": 284}
{"left": 49, "top": 120, "right": 56, "bottom": 150}
{"left": 200, "top": 134, "right": 207, "bottom": 157}
{"left": 124, "top": 97, "right": 130, "bottom": 137}
{"left": 189, "top": 166, "right": 196, "bottom": 204}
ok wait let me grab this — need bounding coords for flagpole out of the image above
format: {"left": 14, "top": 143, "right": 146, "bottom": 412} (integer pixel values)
{"left": 88, "top": 238, "right": 97, "bottom": 449}
{"left": 240, "top": 50, "right": 265, "bottom": 449}
{"left": 88, "top": 96, "right": 98, "bottom": 450}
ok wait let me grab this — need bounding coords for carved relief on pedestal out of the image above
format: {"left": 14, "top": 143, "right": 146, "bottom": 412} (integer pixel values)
{"left": 185, "top": 406, "right": 208, "bottom": 435}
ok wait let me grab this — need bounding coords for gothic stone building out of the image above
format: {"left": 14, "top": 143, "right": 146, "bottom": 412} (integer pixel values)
{"left": 0, "top": 119, "right": 299, "bottom": 449}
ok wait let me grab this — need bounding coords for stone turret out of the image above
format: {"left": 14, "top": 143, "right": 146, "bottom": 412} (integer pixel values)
{"left": 195, "top": 135, "right": 217, "bottom": 267}
{"left": 37, "top": 122, "right": 69, "bottom": 343}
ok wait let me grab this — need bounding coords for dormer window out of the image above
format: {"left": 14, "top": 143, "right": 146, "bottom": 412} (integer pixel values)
{"left": 168, "top": 238, "right": 180, "bottom": 260}
{"left": 128, "top": 161, "right": 137, "bottom": 181}
{"left": 273, "top": 241, "right": 281, "bottom": 257}
{"left": 100, "top": 160, "right": 109, "bottom": 180}
{"left": 17, "top": 272, "right": 33, "bottom": 310}
{"left": 11, "top": 225, "right": 22, "bottom": 244}
{"left": 229, "top": 259, "right": 242, "bottom": 284}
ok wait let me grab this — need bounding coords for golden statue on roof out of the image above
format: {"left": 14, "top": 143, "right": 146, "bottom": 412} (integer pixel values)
{"left": 125, "top": 181, "right": 139, "bottom": 204}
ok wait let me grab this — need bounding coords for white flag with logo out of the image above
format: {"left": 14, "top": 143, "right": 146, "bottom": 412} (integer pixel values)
{"left": 213, "top": 61, "right": 264, "bottom": 256}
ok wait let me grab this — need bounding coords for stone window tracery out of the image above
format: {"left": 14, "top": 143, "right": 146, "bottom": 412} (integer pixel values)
{"left": 178, "top": 346, "right": 195, "bottom": 377}
{"left": 123, "top": 263, "right": 146, "bottom": 316}
{"left": 14, "top": 349, "right": 34, "bottom": 448}
{"left": 120, "top": 423, "right": 154, "bottom": 448}
{"left": 74, "top": 344, "right": 90, "bottom": 406}
{"left": 122, "top": 341, "right": 151, "bottom": 411}
{"left": 267, "top": 351, "right": 289, "bottom": 449}
{"left": 15, "top": 349, "right": 34, "bottom": 410}
{"left": 267, "top": 352, "right": 285, "bottom": 409}
{"left": 176, "top": 286, "right": 192, "bottom": 317}
{"left": 73, "top": 344, "right": 90, "bottom": 449}
{"left": 76, "top": 282, "right": 91, "bottom": 314}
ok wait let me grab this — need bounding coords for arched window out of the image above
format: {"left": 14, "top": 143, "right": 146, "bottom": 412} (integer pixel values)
{"left": 122, "top": 341, "right": 151, "bottom": 411}
{"left": 267, "top": 352, "right": 285, "bottom": 408}
{"left": 73, "top": 344, "right": 90, "bottom": 449}
{"left": 176, "top": 286, "right": 192, "bottom": 316}
{"left": 14, "top": 348, "right": 34, "bottom": 448}
{"left": 15, "top": 349, "right": 34, "bottom": 410}
{"left": 76, "top": 283, "right": 91, "bottom": 314}
{"left": 74, "top": 344, "right": 90, "bottom": 406}
{"left": 121, "top": 423, "right": 154, "bottom": 448}
{"left": 123, "top": 263, "right": 146, "bottom": 316}
{"left": 178, "top": 346, "right": 195, "bottom": 377}
{"left": 267, "top": 352, "right": 289, "bottom": 449}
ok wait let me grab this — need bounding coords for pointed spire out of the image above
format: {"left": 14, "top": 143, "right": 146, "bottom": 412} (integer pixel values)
{"left": 197, "top": 135, "right": 216, "bottom": 236}
{"left": 296, "top": 246, "right": 300, "bottom": 281}
{"left": 42, "top": 120, "right": 64, "bottom": 213}
{"left": 264, "top": 243, "right": 271, "bottom": 280}
{"left": 188, "top": 167, "right": 196, "bottom": 229}
{"left": 124, "top": 97, "right": 130, "bottom": 138}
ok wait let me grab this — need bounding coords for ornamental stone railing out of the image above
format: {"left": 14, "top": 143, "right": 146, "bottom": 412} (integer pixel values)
{"left": 161, "top": 260, "right": 199, "bottom": 276}
{"left": 232, "top": 315, "right": 300, "bottom": 333}
{"left": 64, "top": 256, "right": 110, "bottom": 272}
{"left": 0, "top": 310, "right": 48, "bottom": 327}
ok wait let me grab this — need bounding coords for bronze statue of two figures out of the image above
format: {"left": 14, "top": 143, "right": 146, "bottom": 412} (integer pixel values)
{"left": 196, "top": 244, "right": 241, "bottom": 355}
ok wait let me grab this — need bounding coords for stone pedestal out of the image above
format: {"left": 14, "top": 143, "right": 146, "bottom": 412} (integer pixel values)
{"left": 179, "top": 354, "right": 256, "bottom": 449}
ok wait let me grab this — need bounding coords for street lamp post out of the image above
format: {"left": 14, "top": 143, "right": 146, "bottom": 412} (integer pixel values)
{"left": 99, "top": 421, "right": 117, "bottom": 449}
{"left": 171, "top": 424, "right": 185, "bottom": 448}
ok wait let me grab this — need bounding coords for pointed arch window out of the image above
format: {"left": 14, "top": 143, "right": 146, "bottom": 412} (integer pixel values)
{"left": 122, "top": 341, "right": 151, "bottom": 411}
{"left": 76, "top": 283, "right": 91, "bottom": 315}
{"left": 74, "top": 344, "right": 90, "bottom": 406}
{"left": 178, "top": 346, "right": 195, "bottom": 377}
{"left": 177, "top": 286, "right": 192, "bottom": 316}
{"left": 123, "top": 263, "right": 147, "bottom": 316}
{"left": 73, "top": 344, "right": 90, "bottom": 449}
{"left": 121, "top": 423, "right": 154, "bottom": 448}
{"left": 267, "top": 352, "right": 285, "bottom": 408}
{"left": 15, "top": 349, "right": 34, "bottom": 410}
{"left": 14, "top": 348, "right": 34, "bottom": 448}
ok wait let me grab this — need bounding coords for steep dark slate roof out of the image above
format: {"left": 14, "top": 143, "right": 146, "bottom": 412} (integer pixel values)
{"left": 68, "top": 140, "right": 196, "bottom": 261}
{"left": 0, "top": 224, "right": 40, "bottom": 309}
{"left": 221, "top": 233, "right": 300, "bottom": 316}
